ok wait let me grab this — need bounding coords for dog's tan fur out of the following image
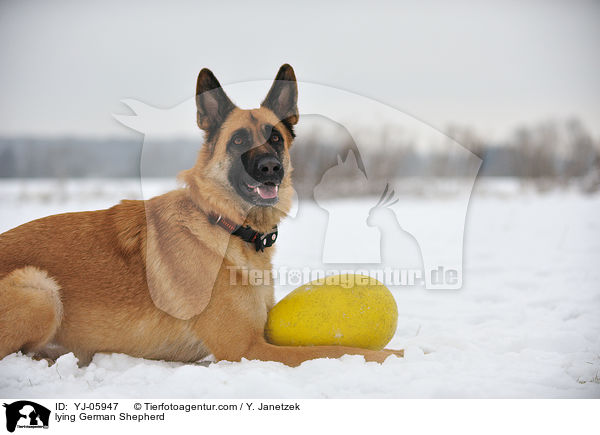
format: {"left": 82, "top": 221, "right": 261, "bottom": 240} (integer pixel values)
{"left": 0, "top": 65, "right": 403, "bottom": 367}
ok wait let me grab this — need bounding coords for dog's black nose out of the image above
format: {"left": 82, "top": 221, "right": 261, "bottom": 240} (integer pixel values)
{"left": 257, "top": 156, "right": 282, "bottom": 176}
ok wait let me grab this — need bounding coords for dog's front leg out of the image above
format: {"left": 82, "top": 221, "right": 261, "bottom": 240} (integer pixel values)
{"left": 198, "top": 286, "right": 403, "bottom": 367}
{"left": 238, "top": 339, "right": 404, "bottom": 367}
{"left": 200, "top": 314, "right": 404, "bottom": 366}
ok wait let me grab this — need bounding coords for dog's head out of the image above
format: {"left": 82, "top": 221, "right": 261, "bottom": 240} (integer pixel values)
{"left": 182, "top": 64, "right": 298, "bottom": 230}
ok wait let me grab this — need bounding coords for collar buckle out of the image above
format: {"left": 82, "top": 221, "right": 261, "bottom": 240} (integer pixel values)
{"left": 208, "top": 213, "right": 278, "bottom": 252}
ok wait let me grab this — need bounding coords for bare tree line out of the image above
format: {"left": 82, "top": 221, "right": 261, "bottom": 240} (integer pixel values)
{"left": 290, "top": 118, "right": 600, "bottom": 196}
{"left": 0, "top": 118, "right": 599, "bottom": 195}
{"left": 444, "top": 118, "right": 600, "bottom": 193}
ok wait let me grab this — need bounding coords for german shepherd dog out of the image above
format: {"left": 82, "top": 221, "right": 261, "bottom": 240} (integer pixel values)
{"left": 0, "top": 64, "right": 403, "bottom": 367}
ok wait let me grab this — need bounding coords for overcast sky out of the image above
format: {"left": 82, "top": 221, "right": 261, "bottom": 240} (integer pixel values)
{"left": 0, "top": 0, "right": 598, "bottom": 141}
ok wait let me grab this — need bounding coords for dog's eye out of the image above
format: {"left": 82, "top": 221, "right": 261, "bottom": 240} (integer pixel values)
{"left": 232, "top": 136, "right": 245, "bottom": 146}
{"left": 270, "top": 132, "right": 281, "bottom": 143}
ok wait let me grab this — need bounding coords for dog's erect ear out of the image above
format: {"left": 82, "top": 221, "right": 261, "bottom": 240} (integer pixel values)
{"left": 196, "top": 68, "right": 236, "bottom": 132}
{"left": 261, "top": 64, "right": 299, "bottom": 125}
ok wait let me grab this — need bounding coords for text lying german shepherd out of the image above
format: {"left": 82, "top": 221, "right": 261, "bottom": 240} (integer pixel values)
{"left": 0, "top": 64, "right": 403, "bottom": 366}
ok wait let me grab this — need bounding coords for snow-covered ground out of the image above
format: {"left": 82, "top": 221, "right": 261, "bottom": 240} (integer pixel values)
{"left": 0, "top": 178, "right": 599, "bottom": 398}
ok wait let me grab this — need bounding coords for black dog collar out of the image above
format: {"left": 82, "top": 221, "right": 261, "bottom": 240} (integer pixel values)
{"left": 208, "top": 213, "right": 278, "bottom": 252}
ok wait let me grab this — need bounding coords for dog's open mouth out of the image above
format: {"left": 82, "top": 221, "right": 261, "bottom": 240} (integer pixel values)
{"left": 245, "top": 181, "right": 279, "bottom": 200}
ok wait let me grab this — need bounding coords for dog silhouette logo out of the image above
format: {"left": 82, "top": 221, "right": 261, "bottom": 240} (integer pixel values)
{"left": 115, "top": 79, "right": 482, "bottom": 308}
{"left": 3, "top": 401, "right": 50, "bottom": 433}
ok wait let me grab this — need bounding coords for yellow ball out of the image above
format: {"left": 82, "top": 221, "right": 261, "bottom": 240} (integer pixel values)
{"left": 266, "top": 274, "right": 398, "bottom": 350}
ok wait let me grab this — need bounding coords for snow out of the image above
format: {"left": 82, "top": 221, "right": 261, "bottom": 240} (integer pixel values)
{"left": 0, "top": 178, "right": 599, "bottom": 398}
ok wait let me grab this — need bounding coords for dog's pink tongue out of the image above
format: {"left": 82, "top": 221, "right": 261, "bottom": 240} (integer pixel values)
{"left": 257, "top": 185, "right": 278, "bottom": 199}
